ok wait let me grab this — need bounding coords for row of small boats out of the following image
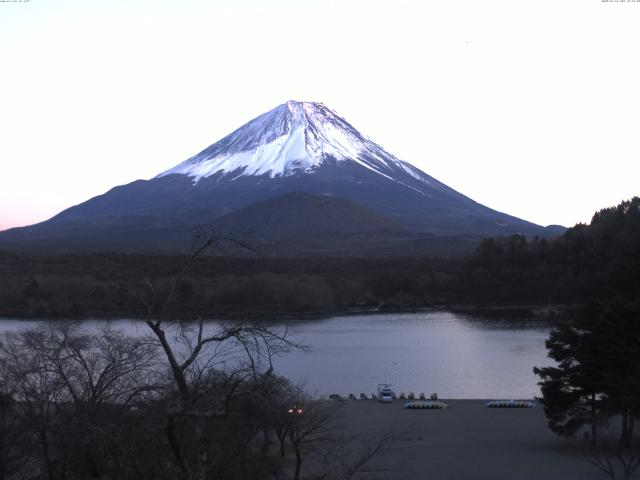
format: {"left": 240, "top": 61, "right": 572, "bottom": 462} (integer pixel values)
{"left": 329, "top": 395, "right": 536, "bottom": 409}
{"left": 486, "top": 400, "right": 536, "bottom": 408}
{"left": 404, "top": 400, "right": 536, "bottom": 409}
{"left": 405, "top": 401, "right": 449, "bottom": 409}
{"left": 331, "top": 392, "right": 436, "bottom": 401}
{"left": 329, "top": 385, "right": 536, "bottom": 410}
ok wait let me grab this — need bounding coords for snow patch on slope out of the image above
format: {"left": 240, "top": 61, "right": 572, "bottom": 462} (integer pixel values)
{"left": 157, "top": 100, "right": 439, "bottom": 190}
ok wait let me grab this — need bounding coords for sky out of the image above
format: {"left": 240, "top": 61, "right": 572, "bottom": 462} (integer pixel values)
{"left": 1, "top": 0, "right": 639, "bottom": 231}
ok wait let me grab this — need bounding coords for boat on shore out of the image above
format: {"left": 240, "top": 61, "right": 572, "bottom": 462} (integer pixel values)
{"left": 486, "top": 400, "right": 536, "bottom": 408}
{"left": 377, "top": 384, "right": 394, "bottom": 403}
{"left": 405, "top": 400, "right": 449, "bottom": 409}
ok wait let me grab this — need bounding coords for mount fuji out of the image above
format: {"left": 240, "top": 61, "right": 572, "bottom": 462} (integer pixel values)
{"left": 0, "top": 101, "right": 561, "bottom": 254}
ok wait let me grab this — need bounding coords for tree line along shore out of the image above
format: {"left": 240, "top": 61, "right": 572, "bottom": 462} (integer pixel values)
{"left": 0, "top": 197, "right": 638, "bottom": 320}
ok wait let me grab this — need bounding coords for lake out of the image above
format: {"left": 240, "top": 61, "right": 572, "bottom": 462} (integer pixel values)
{"left": 0, "top": 311, "right": 552, "bottom": 399}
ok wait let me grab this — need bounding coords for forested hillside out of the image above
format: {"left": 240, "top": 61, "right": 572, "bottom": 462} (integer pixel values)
{"left": 0, "top": 197, "right": 637, "bottom": 319}
{"left": 459, "top": 197, "right": 640, "bottom": 305}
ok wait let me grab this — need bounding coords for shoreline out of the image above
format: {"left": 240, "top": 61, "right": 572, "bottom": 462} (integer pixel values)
{"left": 0, "top": 303, "right": 569, "bottom": 323}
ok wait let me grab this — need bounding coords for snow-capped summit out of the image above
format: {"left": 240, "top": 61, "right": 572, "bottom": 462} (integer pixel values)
{"left": 158, "top": 100, "right": 434, "bottom": 188}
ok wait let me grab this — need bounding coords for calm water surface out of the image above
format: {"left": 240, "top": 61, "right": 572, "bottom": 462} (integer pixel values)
{"left": 0, "top": 311, "right": 552, "bottom": 399}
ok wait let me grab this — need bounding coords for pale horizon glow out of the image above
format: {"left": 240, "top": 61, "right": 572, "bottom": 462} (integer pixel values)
{"left": 1, "top": 0, "right": 639, "bottom": 232}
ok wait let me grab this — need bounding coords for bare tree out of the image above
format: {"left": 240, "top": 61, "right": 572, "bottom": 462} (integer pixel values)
{"left": 309, "top": 430, "right": 401, "bottom": 480}
{"left": 286, "top": 399, "right": 342, "bottom": 480}
{"left": 38, "top": 322, "right": 160, "bottom": 409}
{"left": 282, "top": 397, "right": 402, "bottom": 480}
{"left": 268, "top": 383, "right": 301, "bottom": 458}
{"left": 586, "top": 423, "right": 640, "bottom": 480}
{"left": 0, "top": 389, "right": 20, "bottom": 480}
{"left": 0, "top": 329, "right": 68, "bottom": 480}
{"left": 0, "top": 234, "right": 305, "bottom": 480}
{"left": 44, "top": 322, "right": 159, "bottom": 478}
{"left": 117, "top": 235, "right": 303, "bottom": 480}
{"left": 249, "top": 373, "right": 300, "bottom": 458}
{"left": 340, "top": 432, "right": 400, "bottom": 480}
{"left": 0, "top": 322, "right": 161, "bottom": 480}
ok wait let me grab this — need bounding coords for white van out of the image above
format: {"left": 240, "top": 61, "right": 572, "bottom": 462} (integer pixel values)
{"left": 377, "top": 384, "right": 394, "bottom": 403}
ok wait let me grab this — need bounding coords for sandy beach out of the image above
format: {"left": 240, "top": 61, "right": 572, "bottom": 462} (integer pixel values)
{"left": 329, "top": 399, "right": 597, "bottom": 480}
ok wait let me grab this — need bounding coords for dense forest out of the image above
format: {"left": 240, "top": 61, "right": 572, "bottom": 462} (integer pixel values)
{"left": 0, "top": 197, "right": 638, "bottom": 319}
{"left": 461, "top": 196, "right": 640, "bottom": 306}
{"left": 529, "top": 199, "right": 640, "bottom": 476}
